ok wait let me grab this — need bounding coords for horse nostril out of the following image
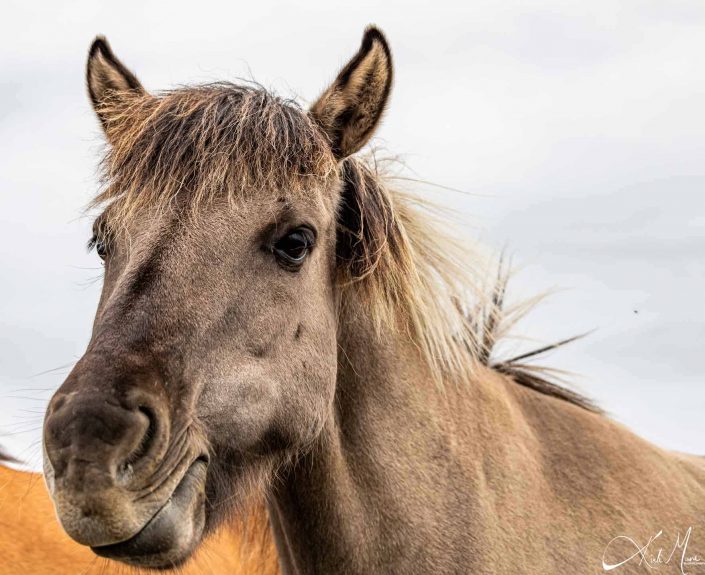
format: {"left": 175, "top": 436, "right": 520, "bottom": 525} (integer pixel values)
{"left": 118, "top": 405, "right": 157, "bottom": 479}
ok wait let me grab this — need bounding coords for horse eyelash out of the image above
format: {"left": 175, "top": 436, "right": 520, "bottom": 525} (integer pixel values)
{"left": 87, "top": 235, "right": 97, "bottom": 252}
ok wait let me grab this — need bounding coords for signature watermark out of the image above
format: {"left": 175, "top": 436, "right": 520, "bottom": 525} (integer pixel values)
{"left": 603, "top": 528, "right": 705, "bottom": 574}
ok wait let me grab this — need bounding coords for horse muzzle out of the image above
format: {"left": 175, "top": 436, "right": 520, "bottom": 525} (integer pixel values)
{"left": 42, "top": 354, "right": 209, "bottom": 568}
{"left": 90, "top": 457, "right": 208, "bottom": 568}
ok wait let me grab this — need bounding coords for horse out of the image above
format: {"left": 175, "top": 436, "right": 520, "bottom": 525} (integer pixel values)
{"left": 38, "top": 26, "right": 704, "bottom": 574}
{"left": 0, "top": 449, "right": 278, "bottom": 573}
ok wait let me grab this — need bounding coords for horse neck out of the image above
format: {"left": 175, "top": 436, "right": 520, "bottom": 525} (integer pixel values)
{"left": 267, "top": 298, "right": 509, "bottom": 574}
{"left": 266, "top": 300, "right": 705, "bottom": 575}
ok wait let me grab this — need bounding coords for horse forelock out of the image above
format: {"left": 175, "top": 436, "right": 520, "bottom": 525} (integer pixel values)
{"left": 92, "top": 82, "right": 338, "bottom": 231}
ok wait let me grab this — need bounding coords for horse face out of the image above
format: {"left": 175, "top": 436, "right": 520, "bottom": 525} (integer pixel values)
{"left": 42, "top": 29, "right": 392, "bottom": 568}
{"left": 43, "top": 192, "right": 340, "bottom": 567}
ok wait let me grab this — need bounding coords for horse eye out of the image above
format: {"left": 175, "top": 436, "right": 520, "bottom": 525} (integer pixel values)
{"left": 88, "top": 235, "right": 109, "bottom": 261}
{"left": 96, "top": 240, "right": 108, "bottom": 260}
{"left": 273, "top": 228, "right": 315, "bottom": 270}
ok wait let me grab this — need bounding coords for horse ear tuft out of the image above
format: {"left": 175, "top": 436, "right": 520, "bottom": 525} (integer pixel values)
{"left": 310, "top": 26, "right": 393, "bottom": 159}
{"left": 86, "top": 36, "right": 145, "bottom": 128}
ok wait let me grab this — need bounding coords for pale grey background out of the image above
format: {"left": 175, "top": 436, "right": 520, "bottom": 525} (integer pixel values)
{"left": 0, "top": 0, "right": 703, "bottom": 470}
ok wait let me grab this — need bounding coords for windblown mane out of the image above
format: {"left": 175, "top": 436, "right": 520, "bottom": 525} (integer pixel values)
{"left": 336, "top": 158, "right": 599, "bottom": 412}
{"left": 91, "top": 83, "right": 597, "bottom": 413}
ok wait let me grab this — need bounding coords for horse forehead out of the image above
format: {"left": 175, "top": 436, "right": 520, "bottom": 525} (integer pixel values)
{"left": 186, "top": 186, "right": 340, "bottom": 234}
{"left": 99, "top": 180, "right": 339, "bottom": 300}
{"left": 117, "top": 189, "right": 334, "bottom": 272}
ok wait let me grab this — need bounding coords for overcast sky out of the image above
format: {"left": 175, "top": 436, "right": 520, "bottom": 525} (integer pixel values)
{"left": 1, "top": 0, "right": 703, "bottom": 469}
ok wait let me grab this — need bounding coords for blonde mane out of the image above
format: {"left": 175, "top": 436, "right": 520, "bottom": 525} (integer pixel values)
{"left": 92, "top": 83, "right": 338, "bottom": 229}
{"left": 91, "top": 82, "right": 597, "bottom": 412}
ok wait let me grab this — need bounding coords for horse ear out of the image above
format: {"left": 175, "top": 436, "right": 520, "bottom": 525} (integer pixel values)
{"left": 310, "top": 26, "right": 393, "bottom": 159}
{"left": 86, "top": 36, "right": 145, "bottom": 128}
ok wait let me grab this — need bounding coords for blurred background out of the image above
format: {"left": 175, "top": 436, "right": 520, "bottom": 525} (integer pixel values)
{"left": 0, "top": 0, "right": 703, "bottom": 469}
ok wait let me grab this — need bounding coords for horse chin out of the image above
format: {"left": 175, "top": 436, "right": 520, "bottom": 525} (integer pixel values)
{"left": 91, "top": 458, "right": 208, "bottom": 569}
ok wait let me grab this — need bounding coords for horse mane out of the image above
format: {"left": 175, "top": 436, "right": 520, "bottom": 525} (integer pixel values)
{"left": 338, "top": 158, "right": 600, "bottom": 412}
{"left": 91, "top": 82, "right": 597, "bottom": 413}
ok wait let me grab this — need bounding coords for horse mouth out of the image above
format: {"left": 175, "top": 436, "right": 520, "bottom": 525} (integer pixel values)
{"left": 91, "top": 456, "right": 209, "bottom": 568}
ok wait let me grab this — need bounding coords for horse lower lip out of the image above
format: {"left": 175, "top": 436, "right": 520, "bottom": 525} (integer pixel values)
{"left": 91, "top": 458, "right": 208, "bottom": 567}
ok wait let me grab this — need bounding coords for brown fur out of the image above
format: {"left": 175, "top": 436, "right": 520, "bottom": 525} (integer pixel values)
{"left": 41, "top": 28, "right": 705, "bottom": 575}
